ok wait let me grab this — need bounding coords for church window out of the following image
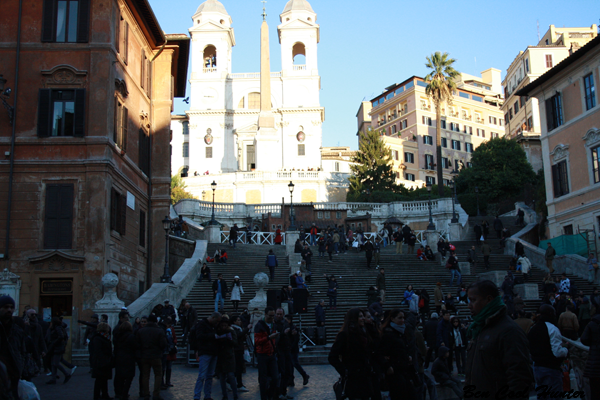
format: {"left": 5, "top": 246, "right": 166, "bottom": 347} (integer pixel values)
{"left": 292, "top": 42, "right": 306, "bottom": 65}
{"left": 203, "top": 45, "right": 217, "bottom": 68}
{"left": 248, "top": 92, "right": 260, "bottom": 109}
{"left": 206, "top": 147, "right": 213, "bottom": 158}
{"left": 238, "top": 96, "right": 245, "bottom": 109}
{"left": 298, "top": 144, "right": 305, "bottom": 156}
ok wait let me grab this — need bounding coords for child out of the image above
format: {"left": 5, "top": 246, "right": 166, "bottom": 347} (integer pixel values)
{"left": 431, "top": 346, "right": 463, "bottom": 400}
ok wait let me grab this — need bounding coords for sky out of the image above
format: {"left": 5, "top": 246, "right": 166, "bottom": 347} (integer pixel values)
{"left": 148, "top": 0, "right": 599, "bottom": 149}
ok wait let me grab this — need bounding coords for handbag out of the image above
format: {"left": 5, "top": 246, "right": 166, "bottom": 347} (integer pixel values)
{"left": 333, "top": 373, "right": 347, "bottom": 400}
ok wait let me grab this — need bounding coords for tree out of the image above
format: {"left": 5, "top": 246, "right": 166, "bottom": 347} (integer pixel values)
{"left": 171, "top": 174, "right": 196, "bottom": 205}
{"left": 425, "top": 51, "right": 460, "bottom": 196}
{"left": 456, "top": 137, "right": 536, "bottom": 214}
{"left": 347, "top": 129, "right": 399, "bottom": 201}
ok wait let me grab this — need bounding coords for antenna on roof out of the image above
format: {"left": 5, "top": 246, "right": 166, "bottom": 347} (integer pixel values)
{"left": 537, "top": 20, "right": 540, "bottom": 42}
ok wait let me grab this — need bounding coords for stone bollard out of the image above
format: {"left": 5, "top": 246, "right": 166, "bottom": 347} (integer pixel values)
{"left": 248, "top": 272, "right": 269, "bottom": 313}
{"left": 285, "top": 231, "right": 299, "bottom": 256}
{"left": 459, "top": 262, "right": 471, "bottom": 275}
{"left": 206, "top": 224, "right": 221, "bottom": 244}
{"left": 478, "top": 271, "right": 505, "bottom": 287}
{"left": 514, "top": 283, "right": 539, "bottom": 300}
{"left": 93, "top": 273, "right": 125, "bottom": 330}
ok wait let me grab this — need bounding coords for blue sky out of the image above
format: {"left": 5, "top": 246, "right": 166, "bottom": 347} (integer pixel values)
{"left": 148, "top": 0, "right": 599, "bottom": 149}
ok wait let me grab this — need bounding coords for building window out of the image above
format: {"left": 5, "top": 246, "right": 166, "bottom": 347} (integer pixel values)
{"left": 183, "top": 142, "right": 189, "bottom": 157}
{"left": 551, "top": 160, "right": 569, "bottom": 198}
{"left": 139, "top": 210, "right": 146, "bottom": 248}
{"left": 525, "top": 58, "right": 529, "bottom": 73}
{"left": 425, "top": 154, "right": 434, "bottom": 170}
{"left": 489, "top": 116, "right": 497, "bottom": 125}
{"left": 546, "top": 93, "right": 563, "bottom": 131}
{"left": 110, "top": 188, "right": 127, "bottom": 235}
{"left": 335, "top": 162, "right": 340, "bottom": 172}
{"left": 423, "top": 135, "right": 433, "bottom": 145}
{"left": 468, "top": 126, "right": 473, "bottom": 135}
{"left": 206, "top": 147, "right": 213, "bottom": 158}
{"left": 426, "top": 176, "right": 436, "bottom": 186}
{"left": 466, "top": 143, "right": 474, "bottom": 153}
{"left": 401, "top": 119, "right": 407, "bottom": 129}
{"left": 37, "top": 89, "right": 85, "bottom": 137}
{"left": 317, "top": 212, "right": 323, "bottom": 219}
{"left": 442, "top": 157, "right": 450, "bottom": 169}
{"left": 392, "top": 150, "right": 399, "bottom": 161}
{"left": 451, "top": 140, "right": 461, "bottom": 151}
{"left": 336, "top": 211, "right": 342, "bottom": 219}
{"left": 440, "top": 119, "right": 446, "bottom": 129}
{"left": 509, "top": 109, "right": 513, "bottom": 120}
{"left": 114, "top": 100, "right": 128, "bottom": 151}
{"left": 527, "top": 116, "right": 533, "bottom": 130}
{"left": 298, "top": 144, "right": 305, "bottom": 156}
{"left": 182, "top": 121, "right": 189, "bottom": 135}
{"left": 563, "top": 224, "right": 574, "bottom": 235}
{"left": 584, "top": 73, "right": 596, "bottom": 111}
{"left": 441, "top": 138, "right": 447, "bottom": 148}
{"left": 443, "top": 179, "right": 451, "bottom": 186}
{"left": 44, "top": 184, "right": 74, "bottom": 249}
{"left": 405, "top": 173, "right": 415, "bottom": 181}
{"left": 514, "top": 101, "right": 519, "bottom": 114}
{"left": 138, "top": 128, "right": 150, "bottom": 175}
{"left": 140, "top": 50, "right": 151, "bottom": 96}
{"left": 42, "top": 0, "right": 90, "bottom": 43}
{"left": 404, "top": 152, "right": 414, "bottom": 163}
{"left": 324, "top": 212, "right": 331, "bottom": 219}
{"left": 392, "top": 125, "right": 397, "bottom": 134}
{"left": 467, "top": 162, "right": 473, "bottom": 168}
{"left": 592, "top": 146, "right": 600, "bottom": 184}
{"left": 545, "top": 54, "right": 553, "bottom": 68}
{"left": 422, "top": 116, "right": 432, "bottom": 126}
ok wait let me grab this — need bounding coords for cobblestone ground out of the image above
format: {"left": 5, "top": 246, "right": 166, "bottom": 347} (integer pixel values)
{"left": 33, "top": 364, "right": 337, "bottom": 400}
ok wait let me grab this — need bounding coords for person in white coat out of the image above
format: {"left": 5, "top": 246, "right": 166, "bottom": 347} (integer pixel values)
{"left": 517, "top": 256, "right": 531, "bottom": 282}
{"left": 230, "top": 276, "right": 244, "bottom": 312}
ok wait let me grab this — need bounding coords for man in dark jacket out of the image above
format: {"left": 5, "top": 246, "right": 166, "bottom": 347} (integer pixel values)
{"left": 192, "top": 312, "right": 221, "bottom": 400}
{"left": 465, "top": 280, "right": 533, "bottom": 399}
{"left": 423, "top": 312, "right": 439, "bottom": 368}
{"left": 315, "top": 300, "right": 326, "bottom": 327}
{"left": 301, "top": 244, "right": 313, "bottom": 275}
{"left": 493, "top": 216, "right": 504, "bottom": 238}
{"left": 136, "top": 314, "right": 167, "bottom": 400}
{"left": 406, "top": 231, "right": 417, "bottom": 254}
{"left": 0, "top": 296, "right": 26, "bottom": 399}
{"left": 265, "top": 249, "right": 278, "bottom": 280}
{"left": 527, "top": 305, "right": 568, "bottom": 398}
{"left": 25, "top": 309, "right": 47, "bottom": 370}
{"left": 274, "top": 308, "right": 293, "bottom": 398}
{"left": 431, "top": 346, "right": 463, "bottom": 399}
{"left": 182, "top": 303, "right": 197, "bottom": 345}
{"left": 212, "top": 274, "right": 228, "bottom": 313}
{"left": 230, "top": 223, "right": 239, "bottom": 248}
{"left": 77, "top": 313, "right": 99, "bottom": 344}
{"left": 436, "top": 311, "right": 453, "bottom": 371}
{"left": 160, "top": 300, "right": 177, "bottom": 324}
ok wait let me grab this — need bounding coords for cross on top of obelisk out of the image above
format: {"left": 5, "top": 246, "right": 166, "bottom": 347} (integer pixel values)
{"left": 261, "top": 0, "right": 267, "bottom": 20}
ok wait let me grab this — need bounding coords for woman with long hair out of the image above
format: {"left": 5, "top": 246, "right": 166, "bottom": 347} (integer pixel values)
{"left": 230, "top": 276, "right": 244, "bottom": 312}
{"left": 379, "top": 309, "right": 417, "bottom": 400}
{"left": 328, "top": 308, "right": 375, "bottom": 400}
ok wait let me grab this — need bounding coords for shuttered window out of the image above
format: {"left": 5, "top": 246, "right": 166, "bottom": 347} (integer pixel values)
{"left": 545, "top": 93, "right": 563, "bottom": 132}
{"left": 37, "top": 89, "right": 85, "bottom": 137}
{"left": 44, "top": 184, "right": 74, "bottom": 249}
{"left": 139, "top": 210, "right": 146, "bottom": 248}
{"left": 114, "top": 100, "right": 128, "bottom": 151}
{"left": 138, "top": 128, "right": 150, "bottom": 176}
{"left": 41, "top": 0, "right": 90, "bottom": 43}
{"left": 110, "top": 188, "right": 127, "bottom": 235}
{"left": 551, "top": 161, "right": 569, "bottom": 198}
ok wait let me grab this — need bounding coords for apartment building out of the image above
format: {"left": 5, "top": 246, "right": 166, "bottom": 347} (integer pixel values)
{"left": 358, "top": 71, "right": 505, "bottom": 187}
{"left": 0, "top": 0, "right": 189, "bottom": 320}
{"left": 502, "top": 24, "right": 597, "bottom": 171}
{"left": 518, "top": 34, "right": 600, "bottom": 244}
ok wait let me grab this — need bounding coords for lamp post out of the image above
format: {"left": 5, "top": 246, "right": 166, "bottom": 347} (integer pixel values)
{"left": 161, "top": 215, "right": 172, "bottom": 283}
{"left": 288, "top": 181, "right": 297, "bottom": 230}
{"left": 0, "top": 75, "right": 14, "bottom": 126}
{"left": 209, "top": 180, "right": 218, "bottom": 225}
{"left": 426, "top": 181, "right": 435, "bottom": 230}
{"left": 475, "top": 186, "right": 481, "bottom": 216}
{"left": 449, "top": 179, "right": 458, "bottom": 223}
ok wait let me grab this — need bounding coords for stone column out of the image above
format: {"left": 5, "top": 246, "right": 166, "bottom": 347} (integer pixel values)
{"left": 285, "top": 231, "right": 299, "bottom": 256}
{"left": 93, "top": 273, "right": 125, "bottom": 330}
{"left": 424, "top": 231, "right": 439, "bottom": 249}
{"left": 448, "top": 222, "right": 462, "bottom": 242}
{"left": 207, "top": 224, "right": 221, "bottom": 244}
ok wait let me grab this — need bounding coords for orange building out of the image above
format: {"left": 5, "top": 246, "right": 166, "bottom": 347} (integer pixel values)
{"left": 0, "top": 0, "right": 189, "bottom": 323}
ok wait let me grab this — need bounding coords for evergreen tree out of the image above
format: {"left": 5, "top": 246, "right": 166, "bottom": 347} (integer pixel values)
{"left": 348, "top": 129, "right": 398, "bottom": 200}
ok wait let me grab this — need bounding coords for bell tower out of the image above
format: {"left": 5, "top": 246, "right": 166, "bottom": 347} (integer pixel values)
{"left": 278, "top": 0, "right": 319, "bottom": 80}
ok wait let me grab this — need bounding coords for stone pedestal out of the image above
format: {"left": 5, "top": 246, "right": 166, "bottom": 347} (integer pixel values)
{"left": 93, "top": 273, "right": 125, "bottom": 329}
{"left": 207, "top": 224, "right": 221, "bottom": 244}
{"left": 424, "top": 230, "right": 439, "bottom": 248}
{"left": 478, "top": 271, "right": 505, "bottom": 287}
{"left": 0, "top": 269, "right": 21, "bottom": 313}
{"left": 448, "top": 223, "right": 462, "bottom": 242}
{"left": 289, "top": 253, "right": 302, "bottom": 275}
{"left": 514, "top": 283, "right": 539, "bottom": 300}
{"left": 459, "top": 262, "right": 471, "bottom": 275}
{"left": 285, "top": 231, "right": 299, "bottom": 256}
{"left": 248, "top": 272, "right": 269, "bottom": 312}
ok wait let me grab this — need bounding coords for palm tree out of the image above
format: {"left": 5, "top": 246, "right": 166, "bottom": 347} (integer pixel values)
{"left": 425, "top": 52, "right": 460, "bottom": 196}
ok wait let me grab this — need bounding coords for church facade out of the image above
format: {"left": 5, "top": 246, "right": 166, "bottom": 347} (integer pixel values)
{"left": 171, "top": 0, "right": 350, "bottom": 204}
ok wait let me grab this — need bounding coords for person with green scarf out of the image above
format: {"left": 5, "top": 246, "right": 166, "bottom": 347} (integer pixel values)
{"left": 465, "top": 281, "right": 533, "bottom": 399}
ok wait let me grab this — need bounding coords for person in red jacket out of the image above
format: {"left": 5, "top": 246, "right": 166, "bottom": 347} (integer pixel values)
{"left": 254, "top": 307, "right": 280, "bottom": 400}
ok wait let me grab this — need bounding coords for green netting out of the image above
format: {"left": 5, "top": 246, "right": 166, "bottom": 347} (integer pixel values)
{"left": 539, "top": 234, "right": 589, "bottom": 257}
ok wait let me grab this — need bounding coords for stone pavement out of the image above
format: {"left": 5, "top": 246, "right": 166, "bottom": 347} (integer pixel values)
{"left": 32, "top": 364, "right": 338, "bottom": 400}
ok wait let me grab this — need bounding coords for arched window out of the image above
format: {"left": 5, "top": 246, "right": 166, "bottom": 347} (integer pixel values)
{"left": 203, "top": 45, "right": 217, "bottom": 68}
{"left": 248, "top": 92, "right": 260, "bottom": 109}
{"left": 292, "top": 42, "right": 306, "bottom": 65}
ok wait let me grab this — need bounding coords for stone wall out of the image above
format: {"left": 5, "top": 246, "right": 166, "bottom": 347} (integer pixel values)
{"left": 169, "top": 236, "right": 196, "bottom": 277}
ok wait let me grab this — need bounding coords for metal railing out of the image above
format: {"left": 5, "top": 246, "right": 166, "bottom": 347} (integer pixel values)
{"left": 220, "top": 231, "right": 286, "bottom": 245}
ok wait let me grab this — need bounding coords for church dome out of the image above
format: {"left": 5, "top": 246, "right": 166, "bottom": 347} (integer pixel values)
{"left": 282, "top": 0, "right": 314, "bottom": 13}
{"left": 196, "top": 0, "right": 229, "bottom": 15}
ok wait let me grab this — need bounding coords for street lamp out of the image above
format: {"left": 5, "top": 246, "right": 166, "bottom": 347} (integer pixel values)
{"left": 449, "top": 180, "right": 458, "bottom": 223}
{"left": 209, "top": 180, "right": 218, "bottom": 225}
{"left": 288, "top": 181, "right": 297, "bottom": 230}
{"left": 0, "top": 75, "right": 14, "bottom": 126}
{"left": 426, "top": 181, "right": 435, "bottom": 230}
{"left": 475, "top": 186, "right": 481, "bottom": 216}
{"left": 161, "top": 215, "right": 172, "bottom": 283}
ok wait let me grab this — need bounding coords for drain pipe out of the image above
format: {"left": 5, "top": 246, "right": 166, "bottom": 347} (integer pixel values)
{"left": 3, "top": 0, "right": 23, "bottom": 261}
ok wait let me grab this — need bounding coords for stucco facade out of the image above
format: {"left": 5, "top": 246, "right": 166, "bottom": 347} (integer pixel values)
{"left": 0, "top": 0, "right": 188, "bottom": 321}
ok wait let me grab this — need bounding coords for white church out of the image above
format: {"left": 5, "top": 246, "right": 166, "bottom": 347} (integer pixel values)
{"left": 171, "top": 0, "right": 352, "bottom": 205}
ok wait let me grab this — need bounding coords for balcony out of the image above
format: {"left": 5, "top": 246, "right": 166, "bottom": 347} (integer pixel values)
{"left": 421, "top": 105, "right": 431, "bottom": 111}
{"left": 462, "top": 115, "right": 472, "bottom": 121}
{"left": 203, "top": 67, "right": 217, "bottom": 73}
{"left": 450, "top": 112, "right": 459, "bottom": 118}
{"left": 475, "top": 118, "right": 484, "bottom": 124}
{"left": 293, "top": 65, "right": 307, "bottom": 71}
